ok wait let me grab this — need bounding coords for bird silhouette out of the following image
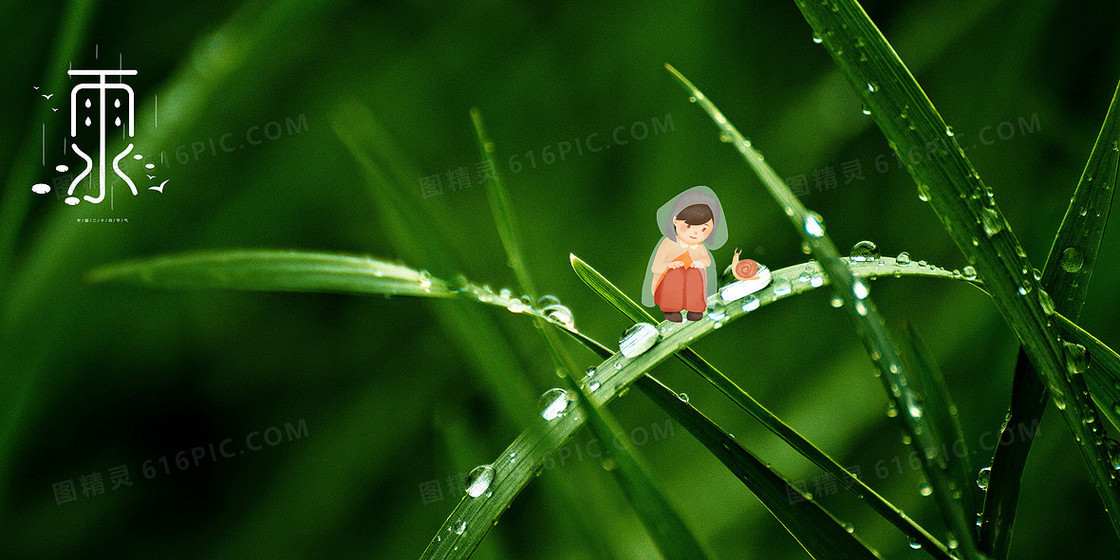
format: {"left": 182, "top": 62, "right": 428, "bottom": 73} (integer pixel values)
{"left": 51, "top": 108, "right": 58, "bottom": 112}
{"left": 33, "top": 86, "right": 40, "bottom": 90}
{"left": 41, "top": 93, "right": 53, "bottom": 100}
{"left": 149, "top": 179, "right": 168, "bottom": 193}
{"left": 146, "top": 174, "right": 155, "bottom": 180}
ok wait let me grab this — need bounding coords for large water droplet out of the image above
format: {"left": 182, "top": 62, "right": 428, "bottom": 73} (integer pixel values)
{"left": 450, "top": 520, "right": 467, "bottom": 535}
{"left": 866, "top": 82, "right": 878, "bottom": 93}
{"left": 886, "top": 400, "right": 899, "bottom": 418}
{"left": 708, "top": 300, "right": 727, "bottom": 323}
{"left": 418, "top": 270, "right": 433, "bottom": 289}
{"left": 1063, "top": 342, "right": 1089, "bottom": 376}
{"left": 811, "top": 33, "right": 822, "bottom": 44}
{"left": 945, "top": 125, "right": 955, "bottom": 137}
{"left": 539, "top": 388, "right": 571, "bottom": 421}
{"left": 619, "top": 323, "right": 659, "bottom": 358}
{"left": 1060, "top": 246, "right": 1084, "bottom": 273}
{"left": 860, "top": 105, "right": 871, "bottom": 116}
{"left": 895, "top": 251, "right": 910, "bottom": 265}
{"left": 909, "top": 537, "right": 922, "bottom": 550}
{"left": 852, "top": 279, "right": 869, "bottom": 299}
{"left": 543, "top": 304, "right": 575, "bottom": 328}
{"left": 977, "top": 466, "right": 991, "bottom": 490}
{"left": 506, "top": 296, "right": 528, "bottom": 313}
{"left": 830, "top": 295, "right": 843, "bottom": 308}
{"left": 962, "top": 266, "right": 977, "bottom": 280}
{"left": 742, "top": 295, "right": 760, "bottom": 312}
{"left": 1039, "top": 289, "right": 1055, "bottom": 315}
{"left": 465, "top": 464, "right": 495, "bottom": 497}
{"left": 917, "top": 184, "right": 930, "bottom": 202}
{"left": 918, "top": 482, "right": 933, "bottom": 496}
{"left": 678, "top": 393, "right": 689, "bottom": 403}
{"left": 849, "top": 240, "right": 880, "bottom": 261}
{"left": 772, "top": 278, "right": 792, "bottom": 296}
{"left": 981, "top": 208, "right": 1003, "bottom": 237}
{"left": 804, "top": 211, "right": 825, "bottom": 238}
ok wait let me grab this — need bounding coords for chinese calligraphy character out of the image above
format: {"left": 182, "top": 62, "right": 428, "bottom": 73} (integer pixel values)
{"left": 52, "top": 480, "right": 78, "bottom": 505}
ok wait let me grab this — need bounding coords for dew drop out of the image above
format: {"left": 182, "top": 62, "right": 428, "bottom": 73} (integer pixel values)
{"left": 145, "top": 163, "right": 155, "bottom": 169}
{"left": 688, "top": 96, "right": 697, "bottom": 103}
{"left": 114, "top": 116, "right": 121, "bottom": 127}
{"left": 678, "top": 393, "right": 689, "bottom": 403}
{"left": 543, "top": 304, "right": 575, "bottom": 329}
{"left": 886, "top": 400, "right": 899, "bottom": 418}
{"left": 1063, "top": 342, "right": 1089, "bottom": 376}
{"left": 1060, "top": 246, "right": 1084, "bottom": 273}
{"left": 917, "top": 183, "right": 930, "bottom": 202}
{"left": 133, "top": 154, "right": 143, "bottom": 160}
{"left": 450, "top": 520, "right": 467, "bottom": 535}
{"left": 842, "top": 522, "right": 855, "bottom": 533}
{"left": 962, "top": 266, "right": 977, "bottom": 280}
{"left": 811, "top": 34, "right": 822, "bottom": 44}
{"left": 619, "top": 323, "right": 659, "bottom": 358}
{"left": 849, "top": 240, "right": 879, "bottom": 261}
{"left": 909, "top": 538, "right": 922, "bottom": 550}
{"left": 539, "top": 388, "right": 571, "bottom": 421}
{"left": 719, "top": 132, "right": 732, "bottom": 143}
{"left": 895, "top": 251, "right": 910, "bottom": 265}
{"left": 866, "top": 82, "right": 878, "bottom": 93}
{"left": 447, "top": 274, "right": 468, "bottom": 293}
{"left": 804, "top": 211, "right": 825, "bottom": 238}
{"left": 945, "top": 125, "right": 955, "bottom": 137}
{"left": 860, "top": 105, "right": 871, "bottom": 116}
{"left": 830, "top": 295, "right": 843, "bottom": 308}
{"left": 918, "top": 482, "right": 933, "bottom": 497}
{"left": 31, "top": 183, "right": 51, "bottom": 195}
{"left": 772, "top": 278, "right": 792, "bottom": 296}
{"left": 588, "top": 381, "right": 601, "bottom": 392}
{"left": 417, "top": 270, "right": 433, "bottom": 289}
{"left": 55, "top": 164, "right": 69, "bottom": 173}
{"left": 84, "top": 99, "right": 91, "bottom": 108}
{"left": 465, "top": 465, "right": 495, "bottom": 498}
{"left": 982, "top": 207, "right": 1003, "bottom": 237}
{"left": 742, "top": 295, "right": 760, "bottom": 312}
{"left": 1039, "top": 289, "right": 1055, "bottom": 315}
{"left": 977, "top": 466, "right": 991, "bottom": 490}
{"left": 64, "top": 196, "right": 79, "bottom": 206}
{"left": 84, "top": 116, "right": 92, "bottom": 127}
{"left": 852, "top": 279, "right": 869, "bottom": 299}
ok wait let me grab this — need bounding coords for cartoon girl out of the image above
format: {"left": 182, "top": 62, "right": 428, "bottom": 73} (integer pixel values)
{"left": 642, "top": 186, "right": 728, "bottom": 322}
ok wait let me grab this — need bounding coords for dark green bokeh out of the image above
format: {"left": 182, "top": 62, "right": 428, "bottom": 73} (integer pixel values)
{"left": 2, "top": 1, "right": 1119, "bottom": 558}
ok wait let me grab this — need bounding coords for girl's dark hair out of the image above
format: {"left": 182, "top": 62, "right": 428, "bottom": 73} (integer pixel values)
{"left": 676, "top": 203, "right": 713, "bottom": 225}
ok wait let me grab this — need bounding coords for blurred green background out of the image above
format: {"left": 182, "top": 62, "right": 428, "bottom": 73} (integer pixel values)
{"left": 3, "top": 0, "right": 1119, "bottom": 558}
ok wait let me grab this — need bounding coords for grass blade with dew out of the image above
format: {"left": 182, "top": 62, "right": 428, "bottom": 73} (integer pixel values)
{"left": 1053, "top": 313, "right": 1120, "bottom": 435}
{"left": 469, "top": 108, "right": 713, "bottom": 559}
{"left": 335, "top": 100, "right": 628, "bottom": 560}
{"left": 667, "top": 63, "right": 980, "bottom": 557}
{"left": 900, "top": 323, "right": 982, "bottom": 558}
{"left": 423, "top": 255, "right": 952, "bottom": 559}
{"left": 87, "top": 250, "right": 455, "bottom": 297}
{"left": 791, "top": 0, "right": 1120, "bottom": 537}
{"left": 978, "top": 77, "right": 1120, "bottom": 558}
{"left": 572, "top": 254, "right": 956, "bottom": 559}
{"left": 637, "top": 373, "right": 883, "bottom": 559}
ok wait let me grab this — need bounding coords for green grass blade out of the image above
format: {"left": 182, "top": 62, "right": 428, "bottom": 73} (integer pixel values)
{"left": 667, "top": 63, "right": 980, "bottom": 557}
{"left": 978, "top": 77, "right": 1120, "bottom": 557}
{"left": 636, "top": 374, "right": 882, "bottom": 559}
{"left": 469, "top": 108, "right": 713, "bottom": 559}
{"left": 87, "top": 250, "right": 454, "bottom": 297}
{"left": 792, "top": 0, "right": 1120, "bottom": 537}
{"left": 544, "top": 326, "right": 715, "bottom": 560}
{"left": 572, "top": 254, "right": 955, "bottom": 558}
{"left": 901, "top": 324, "right": 981, "bottom": 558}
{"left": 1054, "top": 313, "right": 1120, "bottom": 432}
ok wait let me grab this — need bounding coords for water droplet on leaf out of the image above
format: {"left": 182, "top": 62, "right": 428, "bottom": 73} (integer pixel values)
{"left": 619, "top": 323, "right": 659, "bottom": 358}
{"left": 465, "top": 465, "right": 495, "bottom": 497}
{"left": 849, "top": 240, "right": 879, "bottom": 261}
{"left": 539, "top": 388, "right": 571, "bottom": 421}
